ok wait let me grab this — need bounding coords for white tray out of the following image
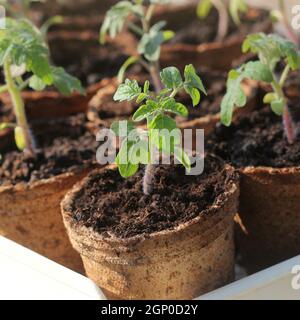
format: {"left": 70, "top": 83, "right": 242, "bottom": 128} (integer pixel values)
{"left": 0, "top": 236, "right": 106, "bottom": 300}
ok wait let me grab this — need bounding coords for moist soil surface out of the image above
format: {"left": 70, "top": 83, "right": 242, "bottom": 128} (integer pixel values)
{"left": 71, "top": 155, "right": 237, "bottom": 239}
{"left": 0, "top": 114, "right": 100, "bottom": 186}
{"left": 168, "top": 8, "right": 269, "bottom": 45}
{"left": 207, "top": 104, "right": 300, "bottom": 168}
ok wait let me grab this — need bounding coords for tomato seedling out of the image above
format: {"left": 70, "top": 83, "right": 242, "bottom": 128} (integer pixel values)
{"left": 0, "top": 0, "right": 63, "bottom": 37}
{"left": 111, "top": 64, "right": 206, "bottom": 194}
{"left": 100, "top": 0, "right": 174, "bottom": 92}
{"left": 0, "top": 18, "right": 84, "bottom": 155}
{"left": 221, "top": 32, "right": 300, "bottom": 144}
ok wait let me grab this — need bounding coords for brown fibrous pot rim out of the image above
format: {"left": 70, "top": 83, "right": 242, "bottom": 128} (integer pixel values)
{"left": 0, "top": 166, "right": 96, "bottom": 195}
{"left": 61, "top": 159, "right": 239, "bottom": 245}
{"left": 241, "top": 165, "right": 300, "bottom": 176}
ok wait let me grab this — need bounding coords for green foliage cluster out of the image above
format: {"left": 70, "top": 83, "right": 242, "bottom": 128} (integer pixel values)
{"left": 111, "top": 64, "right": 206, "bottom": 178}
{"left": 0, "top": 18, "right": 84, "bottom": 152}
{"left": 221, "top": 33, "right": 300, "bottom": 126}
{"left": 100, "top": 0, "right": 173, "bottom": 83}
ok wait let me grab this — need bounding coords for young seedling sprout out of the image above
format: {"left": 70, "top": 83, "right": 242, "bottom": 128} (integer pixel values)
{"left": 271, "top": 0, "right": 300, "bottom": 48}
{"left": 111, "top": 64, "right": 206, "bottom": 195}
{"left": 197, "top": 0, "right": 247, "bottom": 42}
{"left": 0, "top": 0, "right": 63, "bottom": 37}
{"left": 221, "top": 33, "right": 300, "bottom": 144}
{"left": 0, "top": 18, "right": 84, "bottom": 156}
{"left": 100, "top": 0, "right": 174, "bottom": 93}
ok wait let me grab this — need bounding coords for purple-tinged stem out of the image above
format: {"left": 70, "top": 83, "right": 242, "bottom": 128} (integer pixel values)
{"left": 283, "top": 105, "right": 298, "bottom": 144}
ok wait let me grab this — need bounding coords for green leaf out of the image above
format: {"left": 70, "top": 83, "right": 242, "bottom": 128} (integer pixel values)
{"left": 144, "top": 80, "right": 150, "bottom": 94}
{"left": 271, "top": 98, "right": 285, "bottom": 115}
{"left": 184, "top": 64, "right": 207, "bottom": 94}
{"left": 242, "top": 33, "right": 300, "bottom": 71}
{"left": 113, "top": 79, "right": 142, "bottom": 102}
{"left": 138, "top": 22, "right": 167, "bottom": 61}
{"left": 0, "top": 38, "right": 11, "bottom": 66}
{"left": 0, "top": 18, "right": 83, "bottom": 95}
{"left": 157, "top": 88, "right": 172, "bottom": 98}
{"left": 132, "top": 100, "right": 158, "bottom": 122}
{"left": 117, "top": 56, "right": 139, "bottom": 83}
{"left": 149, "top": 113, "right": 177, "bottom": 131}
{"left": 184, "top": 64, "right": 206, "bottom": 106}
{"left": 160, "top": 66, "right": 183, "bottom": 89}
{"left": 149, "top": 113, "right": 180, "bottom": 152}
{"left": 162, "top": 98, "right": 188, "bottom": 117}
{"left": 229, "top": 0, "right": 247, "bottom": 25}
{"left": 136, "top": 93, "right": 148, "bottom": 104}
{"left": 197, "top": 0, "right": 212, "bottom": 18}
{"left": 243, "top": 61, "right": 273, "bottom": 83}
{"left": 116, "top": 139, "right": 139, "bottom": 178}
{"left": 129, "top": 140, "right": 149, "bottom": 165}
{"left": 2, "top": 19, "right": 53, "bottom": 84}
{"left": 163, "top": 30, "right": 175, "bottom": 41}
{"left": 29, "top": 75, "right": 46, "bottom": 91}
{"left": 174, "top": 147, "right": 191, "bottom": 171}
{"left": 14, "top": 126, "right": 26, "bottom": 151}
{"left": 100, "top": 1, "right": 143, "bottom": 44}
{"left": 263, "top": 92, "right": 277, "bottom": 104}
{"left": 51, "top": 67, "right": 85, "bottom": 96}
{"left": 138, "top": 23, "right": 165, "bottom": 62}
{"left": 185, "top": 86, "right": 200, "bottom": 107}
{"left": 110, "top": 120, "right": 136, "bottom": 137}
{"left": 221, "top": 71, "right": 247, "bottom": 126}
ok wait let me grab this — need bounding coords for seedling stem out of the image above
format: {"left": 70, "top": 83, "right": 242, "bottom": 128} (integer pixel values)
{"left": 4, "top": 59, "right": 35, "bottom": 155}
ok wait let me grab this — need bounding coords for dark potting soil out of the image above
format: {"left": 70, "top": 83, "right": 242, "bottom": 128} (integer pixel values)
{"left": 169, "top": 8, "right": 270, "bottom": 45}
{"left": 207, "top": 104, "right": 300, "bottom": 168}
{"left": 71, "top": 155, "right": 237, "bottom": 238}
{"left": 0, "top": 114, "right": 99, "bottom": 186}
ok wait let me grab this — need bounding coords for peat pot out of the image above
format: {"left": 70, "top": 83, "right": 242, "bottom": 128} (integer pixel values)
{"left": 62, "top": 157, "right": 239, "bottom": 299}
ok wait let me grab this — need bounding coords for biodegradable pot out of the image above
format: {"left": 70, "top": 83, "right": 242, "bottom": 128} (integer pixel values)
{"left": 0, "top": 115, "right": 101, "bottom": 273}
{"left": 0, "top": 81, "right": 104, "bottom": 122}
{"left": 0, "top": 170, "right": 92, "bottom": 274}
{"left": 46, "top": 0, "right": 118, "bottom": 16}
{"left": 0, "top": 81, "right": 102, "bottom": 153}
{"left": 61, "top": 164, "right": 239, "bottom": 300}
{"left": 235, "top": 166, "right": 300, "bottom": 273}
